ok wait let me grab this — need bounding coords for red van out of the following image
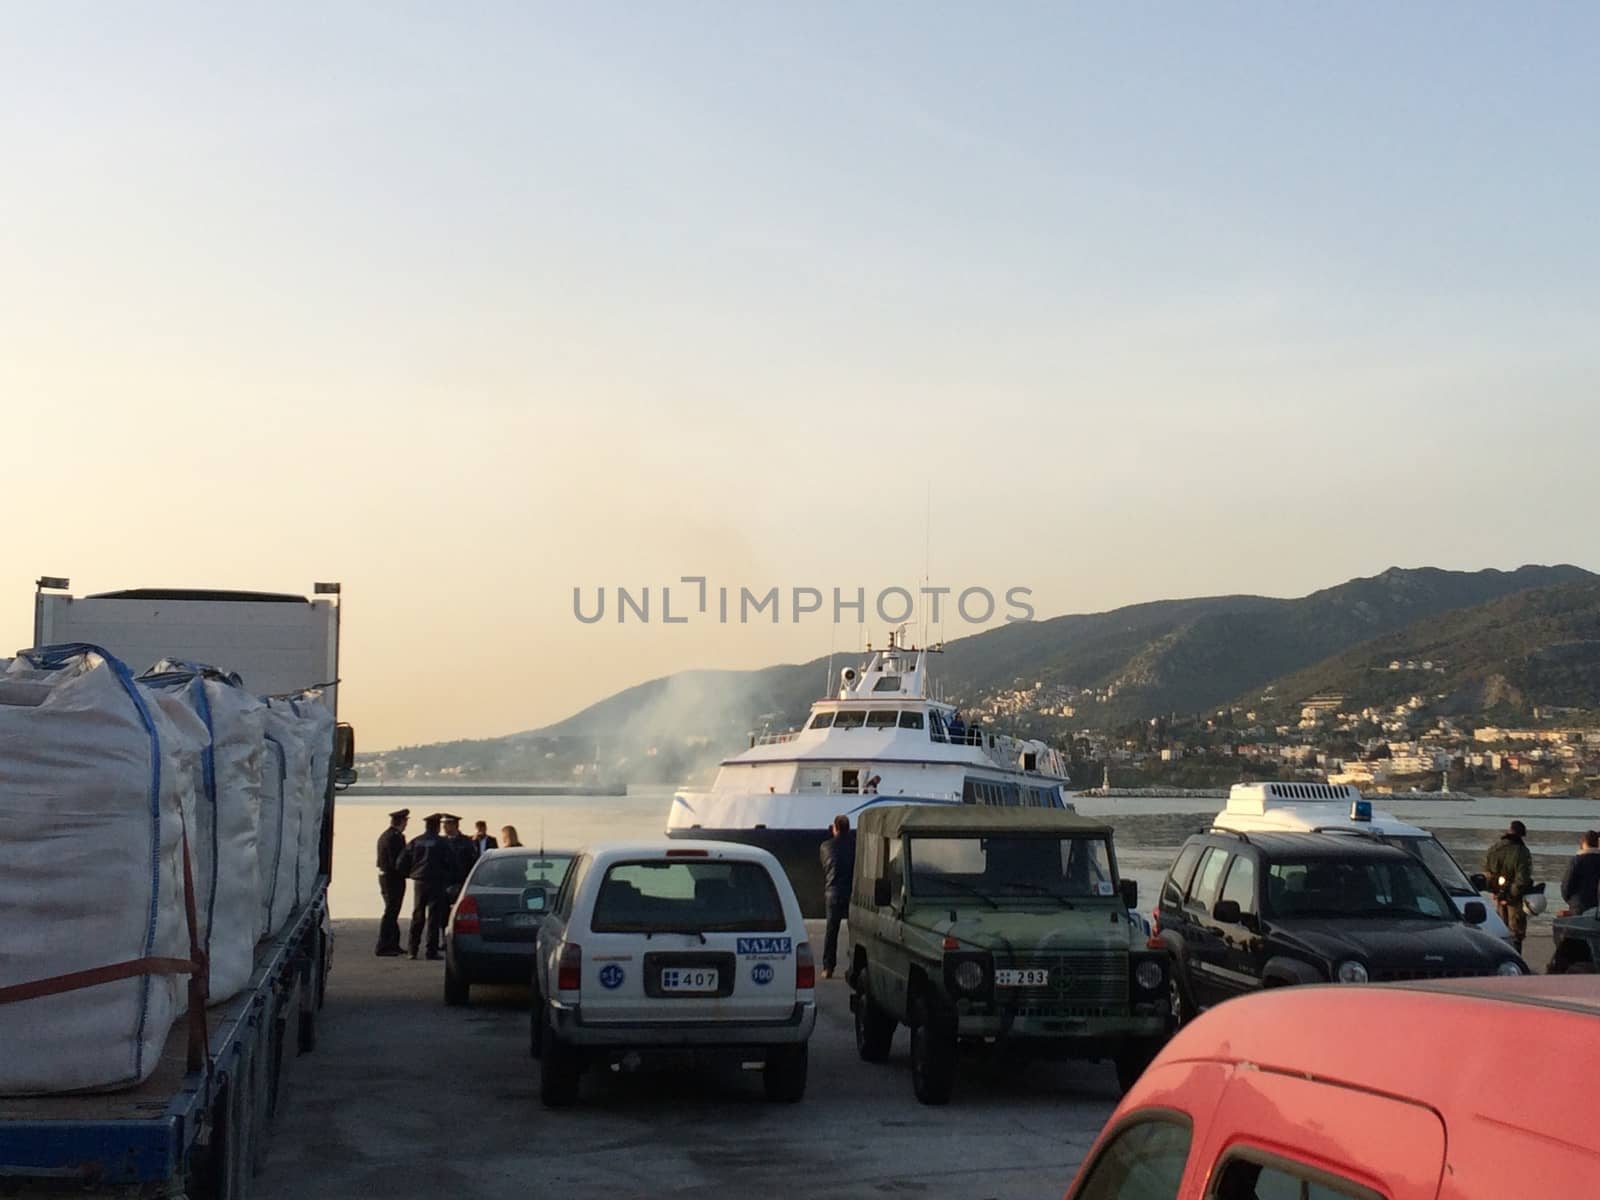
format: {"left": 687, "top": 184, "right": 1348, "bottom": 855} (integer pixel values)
{"left": 1064, "top": 977, "right": 1599, "bottom": 1200}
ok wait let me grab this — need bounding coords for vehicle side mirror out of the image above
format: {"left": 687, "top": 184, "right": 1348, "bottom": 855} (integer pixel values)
{"left": 1469, "top": 873, "right": 1488, "bottom": 892}
{"left": 521, "top": 887, "right": 547, "bottom": 913}
{"left": 1212, "top": 899, "right": 1242, "bottom": 924}
{"left": 1119, "top": 879, "right": 1138, "bottom": 909}
{"left": 1463, "top": 900, "right": 1487, "bottom": 926}
{"left": 873, "top": 877, "right": 893, "bottom": 908}
{"left": 336, "top": 722, "right": 356, "bottom": 770}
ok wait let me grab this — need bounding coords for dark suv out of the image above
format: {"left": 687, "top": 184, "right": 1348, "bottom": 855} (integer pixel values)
{"left": 1548, "top": 909, "right": 1600, "bottom": 974}
{"left": 1155, "top": 830, "right": 1528, "bottom": 1020}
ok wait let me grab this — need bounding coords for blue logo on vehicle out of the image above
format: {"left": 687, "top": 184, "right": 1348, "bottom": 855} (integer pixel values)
{"left": 598, "top": 964, "right": 625, "bottom": 990}
{"left": 751, "top": 962, "right": 774, "bottom": 986}
{"left": 736, "top": 937, "right": 792, "bottom": 956}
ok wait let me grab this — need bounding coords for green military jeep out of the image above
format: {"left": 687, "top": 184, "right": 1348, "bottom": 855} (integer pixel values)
{"left": 846, "top": 804, "right": 1170, "bottom": 1104}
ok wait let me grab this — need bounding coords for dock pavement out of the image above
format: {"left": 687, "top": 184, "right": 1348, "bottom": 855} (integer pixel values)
{"left": 256, "top": 919, "right": 1556, "bottom": 1200}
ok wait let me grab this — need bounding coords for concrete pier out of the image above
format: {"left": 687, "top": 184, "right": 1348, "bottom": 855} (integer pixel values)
{"left": 257, "top": 920, "right": 1558, "bottom": 1200}
{"left": 256, "top": 920, "right": 1121, "bottom": 1200}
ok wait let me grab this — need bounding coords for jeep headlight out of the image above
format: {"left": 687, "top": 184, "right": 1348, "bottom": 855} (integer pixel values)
{"left": 953, "top": 959, "right": 987, "bottom": 993}
{"left": 1335, "top": 960, "right": 1369, "bottom": 984}
{"left": 1496, "top": 960, "right": 1526, "bottom": 976}
{"left": 1134, "top": 960, "right": 1164, "bottom": 991}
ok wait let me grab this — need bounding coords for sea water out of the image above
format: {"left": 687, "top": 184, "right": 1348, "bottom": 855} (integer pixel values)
{"left": 326, "top": 786, "right": 1598, "bottom": 922}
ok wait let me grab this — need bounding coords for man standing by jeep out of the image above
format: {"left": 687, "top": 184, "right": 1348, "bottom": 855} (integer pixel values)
{"left": 1485, "top": 820, "right": 1534, "bottom": 953}
{"left": 819, "top": 815, "right": 855, "bottom": 980}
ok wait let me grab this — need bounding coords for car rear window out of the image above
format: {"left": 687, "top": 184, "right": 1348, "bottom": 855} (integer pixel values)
{"left": 1074, "top": 1117, "right": 1191, "bottom": 1200}
{"left": 472, "top": 853, "right": 573, "bottom": 890}
{"left": 591, "top": 859, "right": 787, "bottom": 933}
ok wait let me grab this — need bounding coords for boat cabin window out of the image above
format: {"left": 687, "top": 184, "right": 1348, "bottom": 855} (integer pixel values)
{"left": 929, "top": 711, "right": 948, "bottom": 742}
{"left": 808, "top": 711, "right": 835, "bottom": 730}
{"left": 842, "top": 769, "right": 860, "bottom": 794}
{"left": 872, "top": 676, "right": 902, "bottom": 692}
{"left": 898, "top": 711, "right": 925, "bottom": 730}
{"left": 866, "top": 710, "right": 899, "bottom": 729}
{"left": 833, "top": 711, "right": 866, "bottom": 730}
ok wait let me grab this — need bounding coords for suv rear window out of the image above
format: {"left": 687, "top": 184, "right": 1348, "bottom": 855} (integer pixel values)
{"left": 1265, "top": 858, "right": 1453, "bottom": 920}
{"left": 591, "top": 859, "right": 786, "bottom": 933}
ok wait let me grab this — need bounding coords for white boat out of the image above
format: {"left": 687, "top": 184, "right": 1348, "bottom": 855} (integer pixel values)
{"left": 665, "top": 634, "right": 1072, "bottom": 914}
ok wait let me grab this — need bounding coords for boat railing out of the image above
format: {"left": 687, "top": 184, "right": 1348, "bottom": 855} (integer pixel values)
{"left": 751, "top": 731, "right": 798, "bottom": 746}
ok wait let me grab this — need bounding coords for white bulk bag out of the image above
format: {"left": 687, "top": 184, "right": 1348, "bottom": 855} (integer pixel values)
{"left": 259, "top": 703, "right": 308, "bottom": 933}
{"left": 287, "top": 694, "right": 334, "bottom": 901}
{"left": 0, "top": 646, "right": 202, "bottom": 1094}
{"left": 140, "top": 663, "right": 265, "bottom": 1005}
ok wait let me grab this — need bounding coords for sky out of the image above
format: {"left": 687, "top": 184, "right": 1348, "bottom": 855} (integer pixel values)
{"left": 4, "top": 5, "right": 1598, "bottom": 750}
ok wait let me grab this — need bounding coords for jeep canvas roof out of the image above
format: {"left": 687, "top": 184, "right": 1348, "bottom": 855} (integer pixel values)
{"left": 861, "top": 803, "right": 1112, "bottom": 839}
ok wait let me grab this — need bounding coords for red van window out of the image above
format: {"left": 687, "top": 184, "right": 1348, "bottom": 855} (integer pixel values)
{"left": 1075, "top": 1118, "right": 1191, "bottom": 1200}
{"left": 1211, "top": 1155, "right": 1380, "bottom": 1200}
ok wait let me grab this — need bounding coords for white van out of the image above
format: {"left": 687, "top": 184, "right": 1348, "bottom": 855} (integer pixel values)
{"left": 531, "top": 840, "right": 817, "bottom": 1107}
{"left": 1213, "top": 783, "right": 1514, "bottom": 943}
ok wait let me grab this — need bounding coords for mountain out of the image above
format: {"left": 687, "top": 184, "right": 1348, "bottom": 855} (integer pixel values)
{"left": 1248, "top": 580, "right": 1600, "bottom": 717}
{"left": 364, "top": 564, "right": 1597, "bottom": 782}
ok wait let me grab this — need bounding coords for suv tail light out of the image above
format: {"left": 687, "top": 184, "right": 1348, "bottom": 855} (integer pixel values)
{"left": 1151, "top": 907, "right": 1161, "bottom": 935}
{"left": 453, "top": 895, "right": 480, "bottom": 935}
{"left": 795, "top": 942, "right": 816, "bottom": 990}
{"left": 557, "top": 942, "right": 582, "bottom": 992}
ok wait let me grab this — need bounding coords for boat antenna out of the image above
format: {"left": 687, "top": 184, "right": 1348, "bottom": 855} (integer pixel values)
{"left": 824, "top": 617, "right": 836, "bottom": 699}
{"left": 922, "top": 479, "right": 932, "bottom": 651}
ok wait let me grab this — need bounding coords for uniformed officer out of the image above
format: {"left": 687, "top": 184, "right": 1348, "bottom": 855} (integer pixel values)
{"left": 440, "top": 813, "right": 479, "bottom": 900}
{"left": 406, "top": 813, "right": 453, "bottom": 960}
{"left": 1485, "top": 819, "right": 1535, "bottom": 954}
{"left": 375, "top": 808, "right": 409, "bottom": 956}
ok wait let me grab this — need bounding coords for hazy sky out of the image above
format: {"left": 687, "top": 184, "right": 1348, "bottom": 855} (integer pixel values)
{"left": 5, "top": 5, "right": 1598, "bottom": 749}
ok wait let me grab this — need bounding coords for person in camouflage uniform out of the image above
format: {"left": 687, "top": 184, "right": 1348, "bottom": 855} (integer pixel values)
{"left": 1484, "top": 820, "right": 1534, "bottom": 953}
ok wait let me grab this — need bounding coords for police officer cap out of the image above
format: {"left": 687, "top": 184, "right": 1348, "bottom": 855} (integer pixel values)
{"left": 423, "top": 812, "right": 444, "bottom": 826}
{"left": 442, "top": 812, "right": 462, "bottom": 822}
{"left": 389, "top": 808, "right": 410, "bottom": 821}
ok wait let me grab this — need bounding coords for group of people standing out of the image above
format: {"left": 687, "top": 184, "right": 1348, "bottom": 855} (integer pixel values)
{"left": 1483, "top": 820, "right": 1600, "bottom": 955}
{"left": 374, "top": 809, "right": 522, "bottom": 959}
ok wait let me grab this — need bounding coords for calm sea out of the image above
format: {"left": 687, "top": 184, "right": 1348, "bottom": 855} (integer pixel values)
{"left": 326, "top": 786, "right": 1600, "bottom": 924}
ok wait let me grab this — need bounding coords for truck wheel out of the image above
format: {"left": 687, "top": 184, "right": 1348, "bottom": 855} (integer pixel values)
{"left": 854, "top": 982, "right": 896, "bottom": 1062}
{"left": 1115, "top": 1040, "right": 1160, "bottom": 1094}
{"left": 1565, "top": 960, "right": 1598, "bottom": 974}
{"left": 763, "top": 1043, "right": 808, "bottom": 1102}
{"left": 1169, "top": 970, "right": 1193, "bottom": 1027}
{"left": 444, "top": 966, "right": 469, "bottom": 1007}
{"left": 540, "top": 1032, "right": 581, "bottom": 1108}
{"left": 909, "top": 995, "right": 957, "bottom": 1106}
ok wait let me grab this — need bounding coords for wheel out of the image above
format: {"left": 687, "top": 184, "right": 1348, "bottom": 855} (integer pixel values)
{"left": 763, "top": 1043, "right": 809, "bottom": 1102}
{"left": 1115, "top": 1040, "right": 1161, "bottom": 1094}
{"left": 909, "top": 994, "right": 957, "bottom": 1106}
{"left": 529, "top": 984, "right": 545, "bottom": 1059}
{"left": 1168, "top": 968, "right": 1193, "bottom": 1028}
{"left": 539, "top": 1030, "right": 581, "bottom": 1108}
{"left": 854, "top": 985, "right": 896, "bottom": 1063}
{"left": 853, "top": 969, "right": 897, "bottom": 1063}
{"left": 1565, "top": 960, "right": 1598, "bottom": 974}
{"left": 444, "top": 966, "right": 469, "bottom": 1007}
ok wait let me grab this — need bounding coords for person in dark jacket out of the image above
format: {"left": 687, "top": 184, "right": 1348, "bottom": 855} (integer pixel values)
{"left": 1559, "top": 831, "right": 1600, "bottom": 916}
{"left": 374, "top": 808, "right": 409, "bottom": 956}
{"left": 1484, "top": 820, "right": 1535, "bottom": 953}
{"left": 405, "top": 813, "right": 454, "bottom": 960}
{"left": 441, "top": 813, "right": 479, "bottom": 898}
{"left": 471, "top": 820, "right": 499, "bottom": 857}
{"left": 819, "top": 815, "right": 856, "bottom": 979}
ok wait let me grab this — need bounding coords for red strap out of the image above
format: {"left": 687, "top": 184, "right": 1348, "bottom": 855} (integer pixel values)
{"left": 0, "top": 826, "right": 212, "bottom": 1075}
{"left": 0, "top": 956, "right": 196, "bottom": 1006}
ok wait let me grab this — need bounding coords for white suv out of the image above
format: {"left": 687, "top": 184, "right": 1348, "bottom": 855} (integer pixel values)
{"left": 531, "top": 841, "right": 817, "bottom": 1107}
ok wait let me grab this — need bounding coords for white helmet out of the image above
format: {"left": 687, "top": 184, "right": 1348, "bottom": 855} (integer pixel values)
{"left": 1524, "top": 891, "right": 1548, "bottom": 916}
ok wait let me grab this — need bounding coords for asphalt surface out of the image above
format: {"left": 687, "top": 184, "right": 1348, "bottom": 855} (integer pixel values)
{"left": 255, "top": 919, "right": 1121, "bottom": 1200}
{"left": 256, "top": 920, "right": 1559, "bottom": 1200}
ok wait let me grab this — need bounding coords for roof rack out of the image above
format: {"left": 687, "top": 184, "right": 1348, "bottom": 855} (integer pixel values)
{"left": 1206, "top": 827, "right": 1252, "bottom": 844}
